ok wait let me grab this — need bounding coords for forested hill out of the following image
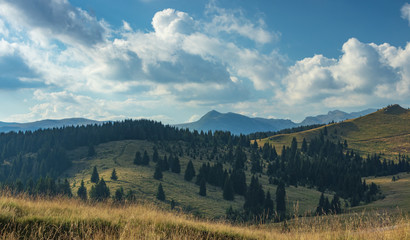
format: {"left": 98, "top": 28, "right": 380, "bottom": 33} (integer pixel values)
{"left": 0, "top": 119, "right": 249, "bottom": 182}
{"left": 257, "top": 104, "right": 410, "bottom": 159}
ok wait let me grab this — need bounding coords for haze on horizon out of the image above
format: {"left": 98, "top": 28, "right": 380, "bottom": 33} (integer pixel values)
{"left": 0, "top": 0, "right": 409, "bottom": 124}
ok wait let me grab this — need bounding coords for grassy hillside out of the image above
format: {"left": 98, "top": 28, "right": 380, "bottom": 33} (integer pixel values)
{"left": 0, "top": 193, "right": 408, "bottom": 239}
{"left": 62, "top": 140, "right": 329, "bottom": 219}
{"left": 257, "top": 104, "right": 410, "bottom": 160}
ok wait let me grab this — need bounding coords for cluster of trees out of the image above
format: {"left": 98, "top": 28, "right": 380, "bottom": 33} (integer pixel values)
{"left": 258, "top": 130, "right": 409, "bottom": 206}
{"left": 0, "top": 176, "right": 72, "bottom": 197}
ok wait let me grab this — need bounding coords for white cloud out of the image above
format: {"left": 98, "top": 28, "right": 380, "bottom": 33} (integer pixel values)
{"left": 279, "top": 38, "right": 410, "bottom": 108}
{"left": 0, "top": 0, "right": 108, "bottom": 46}
{"left": 205, "top": 1, "right": 278, "bottom": 44}
{"left": 401, "top": 3, "right": 410, "bottom": 25}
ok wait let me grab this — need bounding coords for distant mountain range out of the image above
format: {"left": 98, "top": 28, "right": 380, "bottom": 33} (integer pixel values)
{"left": 0, "top": 108, "right": 375, "bottom": 134}
{"left": 175, "top": 108, "right": 376, "bottom": 135}
{"left": 0, "top": 118, "right": 101, "bottom": 133}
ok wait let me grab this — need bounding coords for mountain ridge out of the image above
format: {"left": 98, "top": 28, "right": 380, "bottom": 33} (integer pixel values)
{"left": 176, "top": 108, "right": 376, "bottom": 135}
{"left": 0, "top": 118, "right": 101, "bottom": 133}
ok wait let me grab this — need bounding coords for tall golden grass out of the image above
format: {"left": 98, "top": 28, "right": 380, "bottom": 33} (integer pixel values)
{"left": 0, "top": 192, "right": 408, "bottom": 239}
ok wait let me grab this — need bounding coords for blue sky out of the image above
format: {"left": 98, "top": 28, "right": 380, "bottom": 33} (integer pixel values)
{"left": 0, "top": 0, "right": 409, "bottom": 123}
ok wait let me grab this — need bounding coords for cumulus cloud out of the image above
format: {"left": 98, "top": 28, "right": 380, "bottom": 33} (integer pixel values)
{"left": 279, "top": 38, "right": 410, "bottom": 108}
{"left": 0, "top": 0, "right": 108, "bottom": 46}
{"left": 205, "top": 1, "right": 278, "bottom": 44}
{"left": 401, "top": 3, "right": 410, "bottom": 25}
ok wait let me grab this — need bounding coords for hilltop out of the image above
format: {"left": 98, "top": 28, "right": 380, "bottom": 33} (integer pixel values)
{"left": 257, "top": 104, "right": 410, "bottom": 159}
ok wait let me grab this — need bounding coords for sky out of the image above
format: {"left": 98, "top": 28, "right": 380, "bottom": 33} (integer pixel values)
{"left": 0, "top": 0, "right": 409, "bottom": 124}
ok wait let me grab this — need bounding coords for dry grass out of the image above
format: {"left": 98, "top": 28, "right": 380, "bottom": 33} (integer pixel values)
{"left": 0, "top": 193, "right": 408, "bottom": 239}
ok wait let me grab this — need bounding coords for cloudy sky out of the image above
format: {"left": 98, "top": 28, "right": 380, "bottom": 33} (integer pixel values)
{"left": 0, "top": 0, "right": 409, "bottom": 124}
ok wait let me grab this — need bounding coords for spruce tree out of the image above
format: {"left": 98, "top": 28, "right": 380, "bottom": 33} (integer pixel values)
{"left": 110, "top": 168, "right": 118, "bottom": 180}
{"left": 134, "top": 151, "right": 142, "bottom": 165}
{"left": 60, "top": 179, "right": 72, "bottom": 197}
{"left": 91, "top": 166, "right": 99, "bottom": 183}
{"left": 156, "top": 183, "right": 165, "bottom": 201}
{"left": 142, "top": 150, "right": 150, "bottom": 165}
{"left": 152, "top": 147, "right": 159, "bottom": 162}
{"left": 276, "top": 181, "right": 286, "bottom": 220}
{"left": 89, "top": 178, "right": 110, "bottom": 202}
{"left": 162, "top": 155, "right": 170, "bottom": 171}
{"left": 330, "top": 194, "right": 341, "bottom": 214}
{"left": 171, "top": 155, "right": 181, "bottom": 173}
{"left": 301, "top": 138, "right": 308, "bottom": 153}
{"left": 114, "top": 187, "right": 124, "bottom": 203}
{"left": 184, "top": 160, "right": 196, "bottom": 181}
{"left": 199, "top": 178, "right": 207, "bottom": 196}
{"left": 316, "top": 192, "right": 325, "bottom": 215}
{"left": 153, "top": 163, "right": 163, "bottom": 180}
{"left": 223, "top": 176, "right": 234, "bottom": 201}
{"left": 264, "top": 191, "right": 274, "bottom": 217}
{"left": 77, "top": 180, "right": 87, "bottom": 201}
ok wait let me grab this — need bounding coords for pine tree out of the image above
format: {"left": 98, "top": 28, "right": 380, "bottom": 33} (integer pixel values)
{"left": 77, "top": 180, "right": 87, "bottom": 201}
{"left": 134, "top": 151, "right": 142, "bottom": 165}
{"left": 162, "top": 155, "right": 170, "bottom": 171}
{"left": 170, "top": 155, "right": 181, "bottom": 173}
{"left": 223, "top": 176, "right": 234, "bottom": 201}
{"left": 60, "top": 179, "right": 72, "bottom": 197}
{"left": 142, "top": 150, "right": 150, "bottom": 165}
{"left": 276, "top": 181, "right": 286, "bottom": 219}
{"left": 114, "top": 187, "right": 124, "bottom": 203}
{"left": 153, "top": 163, "right": 163, "bottom": 180}
{"left": 264, "top": 191, "right": 274, "bottom": 217}
{"left": 316, "top": 192, "right": 325, "bottom": 215}
{"left": 89, "top": 178, "right": 110, "bottom": 202}
{"left": 152, "top": 147, "right": 159, "bottom": 162}
{"left": 91, "top": 166, "right": 99, "bottom": 183}
{"left": 184, "top": 160, "right": 196, "bottom": 181}
{"left": 199, "top": 178, "right": 206, "bottom": 196}
{"left": 156, "top": 183, "right": 165, "bottom": 201}
{"left": 301, "top": 138, "right": 308, "bottom": 153}
{"left": 330, "top": 194, "right": 341, "bottom": 214}
{"left": 110, "top": 168, "right": 118, "bottom": 180}
{"left": 231, "top": 169, "right": 246, "bottom": 196}
{"left": 244, "top": 176, "right": 265, "bottom": 216}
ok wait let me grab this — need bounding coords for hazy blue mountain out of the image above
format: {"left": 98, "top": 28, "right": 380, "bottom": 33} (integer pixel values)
{"left": 299, "top": 109, "right": 376, "bottom": 126}
{"left": 176, "top": 108, "right": 376, "bottom": 135}
{"left": 0, "top": 118, "right": 101, "bottom": 133}
{"left": 175, "top": 110, "right": 297, "bottom": 135}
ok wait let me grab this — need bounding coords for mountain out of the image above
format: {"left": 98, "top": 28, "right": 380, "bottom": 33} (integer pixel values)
{"left": 176, "top": 108, "right": 376, "bottom": 135}
{"left": 0, "top": 118, "right": 101, "bottom": 133}
{"left": 175, "top": 110, "right": 297, "bottom": 135}
{"left": 299, "top": 108, "right": 376, "bottom": 126}
{"left": 258, "top": 104, "right": 410, "bottom": 159}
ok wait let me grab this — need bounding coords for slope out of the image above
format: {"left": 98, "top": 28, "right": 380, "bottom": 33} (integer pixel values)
{"left": 62, "top": 140, "right": 330, "bottom": 219}
{"left": 257, "top": 104, "right": 410, "bottom": 159}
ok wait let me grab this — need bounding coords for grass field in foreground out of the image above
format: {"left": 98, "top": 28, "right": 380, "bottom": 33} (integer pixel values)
{"left": 0, "top": 193, "right": 408, "bottom": 239}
